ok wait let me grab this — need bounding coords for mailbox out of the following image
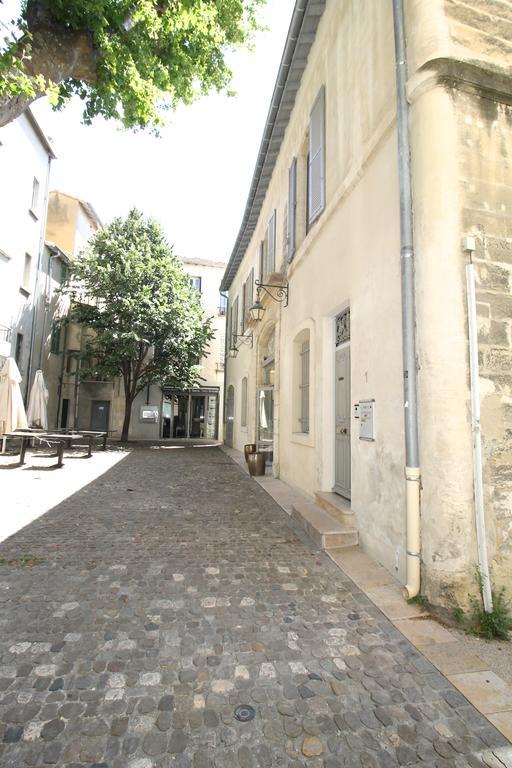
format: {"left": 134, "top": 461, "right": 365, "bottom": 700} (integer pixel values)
{"left": 359, "top": 399, "right": 375, "bottom": 441}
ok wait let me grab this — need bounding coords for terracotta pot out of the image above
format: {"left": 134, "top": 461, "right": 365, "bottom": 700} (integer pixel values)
{"left": 244, "top": 443, "right": 257, "bottom": 462}
{"left": 247, "top": 451, "right": 266, "bottom": 476}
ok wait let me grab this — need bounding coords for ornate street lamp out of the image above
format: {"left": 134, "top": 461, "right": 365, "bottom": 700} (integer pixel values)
{"left": 249, "top": 280, "right": 289, "bottom": 322}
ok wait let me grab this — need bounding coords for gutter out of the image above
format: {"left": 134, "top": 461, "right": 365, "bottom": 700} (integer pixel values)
{"left": 392, "top": 0, "right": 422, "bottom": 599}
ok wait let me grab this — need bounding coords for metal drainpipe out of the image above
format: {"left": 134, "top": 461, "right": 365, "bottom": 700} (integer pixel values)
{"left": 464, "top": 239, "right": 493, "bottom": 612}
{"left": 392, "top": 0, "right": 421, "bottom": 599}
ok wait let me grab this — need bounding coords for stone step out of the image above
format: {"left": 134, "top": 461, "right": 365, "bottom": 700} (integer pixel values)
{"left": 291, "top": 500, "right": 358, "bottom": 551}
{"left": 314, "top": 491, "right": 354, "bottom": 526}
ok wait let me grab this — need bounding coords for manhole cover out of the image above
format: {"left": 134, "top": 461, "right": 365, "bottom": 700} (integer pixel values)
{"left": 235, "top": 705, "right": 256, "bottom": 722}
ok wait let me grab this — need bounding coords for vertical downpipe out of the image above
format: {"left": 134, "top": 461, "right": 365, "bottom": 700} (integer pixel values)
{"left": 465, "top": 249, "right": 493, "bottom": 612}
{"left": 392, "top": 0, "right": 421, "bottom": 598}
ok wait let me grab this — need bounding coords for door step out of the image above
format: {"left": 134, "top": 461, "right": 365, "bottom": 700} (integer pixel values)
{"left": 314, "top": 491, "right": 354, "bottom": 526}
{"left": 291, "top": 500, "right": 358, "bottom": 551}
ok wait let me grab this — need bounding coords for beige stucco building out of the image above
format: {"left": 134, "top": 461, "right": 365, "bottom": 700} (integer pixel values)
{"left": 222, "top": 0, "right": 512, "bottom": 610}
{"left": 41, "top": 193, "right": 226, "bottom": 441}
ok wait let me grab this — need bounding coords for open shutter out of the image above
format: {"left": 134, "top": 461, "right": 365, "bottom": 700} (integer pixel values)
{"left": 231, "top": 297, "right": 238, "bottom": 346}
{"left": 246, "top": 268, "right": 254, "bottom": 323}
{"left": 308, "top": 87, "right": 325, "bottom": 224}
{"left": 288, "top": 158, "right": 297, "bottom": 260}
{"left": 259, "top": 242, "right": 264, "bottom": 282}
{"left": 267, "top": 210, "right": 276, "bottom": 273}
{"left": 241, "top": 282, "right": 246, "bottom": 333}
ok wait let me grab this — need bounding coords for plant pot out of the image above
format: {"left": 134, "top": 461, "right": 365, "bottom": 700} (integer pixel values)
{"left": 247, "top": 451, "right": 266, "bottom": 476}
{"left": 244, "top": 443, "right": 257, "bottom": 462}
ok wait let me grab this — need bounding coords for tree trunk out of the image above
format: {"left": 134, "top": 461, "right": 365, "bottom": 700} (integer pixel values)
{"left": 0, "top": 1, "right": 98, "bottom": 127}
{"left": 121, "top": 396, "right": 133, "bottom": 442}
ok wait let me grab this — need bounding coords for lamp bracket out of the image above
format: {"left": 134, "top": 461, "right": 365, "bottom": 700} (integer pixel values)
{"left": 233, "top": 331, "right": 253, "bottom": 349}
{"left": 255, "top": 280, "right": 289, "bottom": 307}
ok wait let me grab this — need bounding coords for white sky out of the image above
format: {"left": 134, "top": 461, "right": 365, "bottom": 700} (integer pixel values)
{"left": 13, "top": 1, "right": 297, "bottom": 263}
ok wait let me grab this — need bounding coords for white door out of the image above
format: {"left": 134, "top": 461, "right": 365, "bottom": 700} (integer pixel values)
{"left": 335, "top": 345, "right": 351, "bottom": 498}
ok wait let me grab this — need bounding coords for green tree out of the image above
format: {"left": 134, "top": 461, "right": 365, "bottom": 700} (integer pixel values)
{"left": 65, "top": 209, "right": 213, "bottom": 441}
{"left": 0, "top": 0, "right": 263, "bottom": 128}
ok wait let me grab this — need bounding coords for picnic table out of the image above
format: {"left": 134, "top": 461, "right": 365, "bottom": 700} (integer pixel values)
{"left": 1, "top": 429, "right": 107, "bottom": 468}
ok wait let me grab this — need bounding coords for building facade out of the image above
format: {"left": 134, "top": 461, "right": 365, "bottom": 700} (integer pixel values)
{"left": 41, "top": 195, "right": 226, "bottom": 441}
{"left": 221, "top": 0, "right": 512, "bottom": 609}
{"left": 0, "top": 109, "right": 55, "bottom": 396}
{"left": 129, "top": 257, "right": 226, "bottom": 442}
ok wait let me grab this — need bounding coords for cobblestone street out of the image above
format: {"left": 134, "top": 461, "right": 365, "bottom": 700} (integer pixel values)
{"left": 0, "top": 446, "right": 509, "bottom": 767}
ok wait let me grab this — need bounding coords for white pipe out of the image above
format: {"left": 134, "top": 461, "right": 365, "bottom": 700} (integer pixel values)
{"left": 404, "top": 467, "right": 421, "bottom": 599}
{"left": 466, "top": 260, "right": 493, "bottom": 612}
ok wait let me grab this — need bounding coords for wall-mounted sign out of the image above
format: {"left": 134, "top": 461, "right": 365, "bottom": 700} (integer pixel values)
{"left": 359, "top": 399, "right": 375, "bottom": 441}
{"left": 139, "top": 405, "right": 159, "bottom": 423}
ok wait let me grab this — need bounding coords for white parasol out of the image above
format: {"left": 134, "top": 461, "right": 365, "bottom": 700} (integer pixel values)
{"left": 259, "top": 390, "right": 268, "bottom": 429}
{"left": 27, "top": 369, "right": 49, "bottom": 429}
{"left": 0, "top": 357, "right": 28, "bottom": 435}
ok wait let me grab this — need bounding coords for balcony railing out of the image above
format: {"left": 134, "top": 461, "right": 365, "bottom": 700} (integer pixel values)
{"left": 0, "top": 325, "right": 12, "bottom": 344}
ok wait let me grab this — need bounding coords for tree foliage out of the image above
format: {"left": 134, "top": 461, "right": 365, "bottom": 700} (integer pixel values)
{"left": 65, "top": 209, "right": 214, "bottom": 440}
{"left": 0, "top": 0, "right": 263, "bottom": 128}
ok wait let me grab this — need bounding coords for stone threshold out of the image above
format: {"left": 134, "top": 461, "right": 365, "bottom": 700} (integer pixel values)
{"left": 220, "top": 445, "right": 512, "bottom": 744}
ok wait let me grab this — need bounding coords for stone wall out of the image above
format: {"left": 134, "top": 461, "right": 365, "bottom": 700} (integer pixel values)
{"left": 459, "top": 89, "right": 512, "bottom": 592}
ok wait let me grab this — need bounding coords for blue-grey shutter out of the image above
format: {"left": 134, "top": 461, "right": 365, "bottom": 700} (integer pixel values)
{"left": 288, "top": 158, "right": 297, "bottom": 260}
{"left": 267, "top": 210, "right": 276, "bottom": 273}
{"left": 232, "top": 297, "right": 238, "bottom": 346}
{"left": 308, "top": 87, "right": 325, "bottom": 224}
{"left": 259, "top": 242, "right": 264, "bottom": 281}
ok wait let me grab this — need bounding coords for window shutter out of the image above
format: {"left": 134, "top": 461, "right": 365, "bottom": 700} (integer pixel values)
{"left": 259, "top": 242, "right": 264, "bottom": 282}
{"left": 288, "top": 158, "right": 297, "bottom": 260}
{"left": 308, "top": 87, "right": 325, "bottom": 224}
{"left": 247, "top": 268, "right": 254, "bottom": 318}
{"left": 241, "top": 283, "right": 246, "bottom": 333}
{"left": 267, "top": 210, "right": 276, "bottom": 274}
{"left": 232, "top": 297, "right": 238, "bottom": 345}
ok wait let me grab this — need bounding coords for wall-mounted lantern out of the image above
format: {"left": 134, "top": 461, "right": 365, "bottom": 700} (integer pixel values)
{"left": 249, "top": 280, "right": 289, "bottom": 322}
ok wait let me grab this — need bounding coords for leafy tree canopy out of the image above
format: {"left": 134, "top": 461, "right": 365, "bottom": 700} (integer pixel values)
{"left": 65, "top": 208, "right": 214, "bottom": 440}
{"left": 0, "top": 0, "right": 263, "bottom": 128}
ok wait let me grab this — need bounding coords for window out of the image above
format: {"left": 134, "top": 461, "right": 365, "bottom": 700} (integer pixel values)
{"left": 308, "top": 87, "right": 325, "bottom": 225}
{"left": 241, "top": 377, "right": 248, "bottom": 428}
{"left": 190, "top": 276, "right": 202, "bottom": 292}
{"left": 30, "top": 177, "right": 40, "bottom": 215}
{"left": 219, "top": 293, "right": 227, "bottom": 315}
{"left": 245, "top": 268, "right": 254, "bottom": 324}
{"left": 293, "top": 329, "right": 310, "bottom": 435}
{"left": 50, "top": 322, "right": 61, "bottom": 354}
{"left": 299, "top": 338, "right": 310, "bottom": 434}
{"left": 218, "top": 332, "right": 225, "bottom": 369}
{"left": 264, "top": 210, "right": 276, "bottom": 275}
{"left": 288, "top": 158, "right": 297, "bottom": 260}
{"left": 56, "top": 260, "right": 68, "bottom": 284}
{"left": 21, "top": 253, "right": 32, "bottom": 292}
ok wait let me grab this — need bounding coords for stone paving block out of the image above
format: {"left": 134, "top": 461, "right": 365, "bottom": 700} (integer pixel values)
{"left": 0, "top": 446, "right": 508, "bottom": 766}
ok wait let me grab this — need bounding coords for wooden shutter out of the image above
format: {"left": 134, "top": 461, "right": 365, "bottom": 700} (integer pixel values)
{"left": 288, "top": 158, "right": 297, "bottom": 260}
{"left": 267, "top": 210, "right": 276, "bottom": 274}
{"left": 308, "top": 87, "right": 325, "bottom": 224}
{"left": 259, "top": 242, "right": 264, "bottom": 282}
{"left": 247, "top": 268, "right": 254, "bottom": 320}
{"left": 231, "top": 297, "right": 238, "bottom": 346}
{"left": 241, "top": 282, "right": 246, "bottom": 333}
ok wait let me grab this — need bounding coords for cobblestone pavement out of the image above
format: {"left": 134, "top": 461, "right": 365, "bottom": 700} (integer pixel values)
{"left": 0, "top": 446, "right": 509, "bottom": 768}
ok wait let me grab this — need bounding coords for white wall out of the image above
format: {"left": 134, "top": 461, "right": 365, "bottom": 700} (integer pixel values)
{"left": 0, "top": 112, "right": 53, "bottom": 394}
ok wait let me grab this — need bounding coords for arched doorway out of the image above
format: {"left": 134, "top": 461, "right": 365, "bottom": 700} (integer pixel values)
{"left": 225, "top": 385, "right": 235, "bottom": 447}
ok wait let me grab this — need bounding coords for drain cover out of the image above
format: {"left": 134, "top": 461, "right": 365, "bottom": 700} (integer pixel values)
{"left": 235, "top": 705, "right": 256, "bottom": 722}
